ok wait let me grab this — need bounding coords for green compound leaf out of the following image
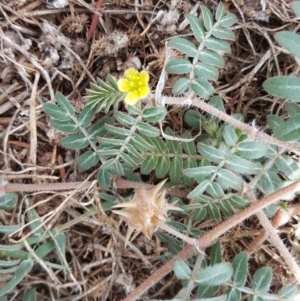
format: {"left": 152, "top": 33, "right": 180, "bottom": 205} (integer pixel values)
{"left": 0, "top": 258, "right": 34, "bottom": 297}
{"left": 184, "top": 166, "right": 217, "bottom": 177}
{"left": 98, "top": 137, "right": 125, "bottom": 147}
{"left": 194, "top": 62, "right": 219, "bottom": 81}
{"left": 195, "top": 263, "right": 233, "bottom": 286}
{"left": 183, "top": 157, "right": 197, "bottom": 185}
{"left": 237, "top": 141, "right": 267, "bottom": 159}
{"left": 207, "top": 182, "right": 224, "bottom": 198}
{"left": 251, "top": 267, "right": 272, "bottom": 294}
{"left": 136, "top": 122, "right": 160, "bottom": 137}
{"left": 207, "top": 202, "right": 221, "bottom": 222}
{"left": 89, "top": 117, "right": 114, "bottom": 140}
{"left": 186, "top": 14, "right": 205, "bottom": 42}
{"left": 43, "top": 103, "right": 69, "bottom": 121}
{"left": 170, "top": 156, "right": 183, "bottom": 183}
{"left": 61, "top": 135, "right": 89, "bottom": 149}
{"left": 168, "top": 37, "right": 198, "bottom": 57}
{"left": 50, "top": 119, "right": 79, "bottom": 133}
{"left": 113, "top": 160, "right": 123, "bottom": 176}
{"left": 85, "top": 75, "right": 123, "bottom": 113}
{"left": 275, "top": 31, "right": 300, "bottom": 61}
{"left": 77, "top": 151, "right": 99, "bottom": 170}
{"left": 131, "top": 134, "right": 154, "bottom": 151}
{"left": 166, "top": 58, "right": 193, "bottom": 74}
{"left": 143, "top": 106, "right": 167, "bottom": 123}
{"left": 141, "top": 155, "right": 158, "bottom": 174}
{"left": 173, "top": 78, "right": 190, "bottom": 95}
{"left": 291, "top": 1, "right": 300, "bottom": 17}
{"left": 217, "top": 168, "right": 243, "bottom": 190}
{"left": 198, "top": 143, "right": 226, "bottom": 162}
{"left": 210, "top": 242, "right": 222, "bottom": 265}
{"left": 114, "top": 111, "right": 136, "bottom": 125}
{"left": 184, "top": 110, "right": 206, "bottom": 130}
{"left": 274, "top": 116, "right": 300, "bottom": 141}
{"left": 97, "top": 168, "right": 111, "bottom": 189}
{"left": 263, "top": 76, "right": 300, "bottom": 102}
{"left": 97, "top": 148, "right": 121, "bottom": 156}
{"left": 192, "top": 206, "right": 207, "bottom": 222}
{"left": 165, "top": 128, "right": 182, "bottom": 155}
{"left": 220, "top": 13, "right": 237, "bottom": 27}
{"left": 275, "top": 155, "right": 300, "bottom": 180}
{"left": 191, "top": 78, "right": 214, "bottom": 99}
{"left": 230, "top": 196, "right": 250, "bottom": 209}
{"left": 219, "top": 199, "right": 235, "bottom": 217}
{"left": 188, "top": 179, "right": 210, "bottom": 199}
{"left": 55, "top": 92, "right": 75, "bottom": 115}
{"left": 278, "top": 285, "right": 298, "bottom": 299}
{"left": 78, "top": 105, "right": 96, "bottom": 128}
{"left": 105, "top": 124, "right": 130, "bottom": 136}
{"left": 181, "top": 132, "right": 196, "bottom": 155}
{"left": 147, "top": 136, "right": 169, "bottom": 154}
{"left": 223, "top": 125, "right": 238, "bottom": 146}
{"left": 267, "top": 115, "right": 284, "bottom": 130}
{"left": 259, "top": 170, "right": 281, "bottom": 195}
{"left": 174, "top": 260, "right": 192, "bottom": 280}
{"left": 197, "top": 285, "right": 219, "bottom": 299}
{"left": 215, "top": 2, "right": 227, "bottom": 21}
{"left": 126, "top": 144, "right": 146, "bottom": 161}
{"left": 0, "top": 193, "right": 18, "bottom": 210}
{"left": 156, "top": 156, "right": 170, "bottom": 178}
{"left": 127, "top": 105, "right": 141, "bottom": 115}
{"left": 287, "top": 102, "right": 300, "bottom": 117}
{"left": 120, "top": 153, "right": 140, "bottom": 169}
{"left": 212, "top": 27, "right": 235, "bottom": 41}
{"left": 232, "top": 251, "right": 248, "bottom": 287}
{"left": 198, "top": 49, "right": 225, "bottom": 67}
{"left": 226, "top": 288, "right": 241, "bottom": 301}
{"left": 201, "top": 5, "right": 214, "bottom": 30}
{"left": 225, "top": 155, "right": 255, "bottom": 174}
{"left": 209, "top": 95, "right": 225, "bottom": 112}
{"left": 205, "top": 38, "right": 231, "bottom": 53}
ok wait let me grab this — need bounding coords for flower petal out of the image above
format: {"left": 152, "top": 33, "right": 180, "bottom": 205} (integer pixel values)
{"left": 124, "top": 91, "right": 139, "bottom": 106}
{"left": 138, "top": 85, "right": 150, "bottom": 99}
{"left": 124, "top": 68, "right": 138, "bottom": 81}
{"left": 117, "top": 78, "right": 130, "bottom": 92}
{"left": 139, "top": 70, "right": 149, "bottom": 84}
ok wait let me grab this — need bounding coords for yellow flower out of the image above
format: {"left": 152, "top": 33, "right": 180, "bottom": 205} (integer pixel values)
{"left": 117, "top": 68, "right": 150, "bottom": 106}
{"left": 112, "top": 180, "right": 182, "bottom": 247}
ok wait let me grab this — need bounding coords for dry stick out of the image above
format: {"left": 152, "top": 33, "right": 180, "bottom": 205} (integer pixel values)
{"left": 2, "top": 182, "right": 93, "bottom": 193}
{"left": 162, "top": 96, "right": 300, "bottom": 154}
{"left": 123, "top": 180, "right": 300, "bottom": 301}
{"left": 87, "top": 0, "right": 104, "bottom": 41}
{"left": 29, "top": 72, "right": 40, "bottom": 177}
